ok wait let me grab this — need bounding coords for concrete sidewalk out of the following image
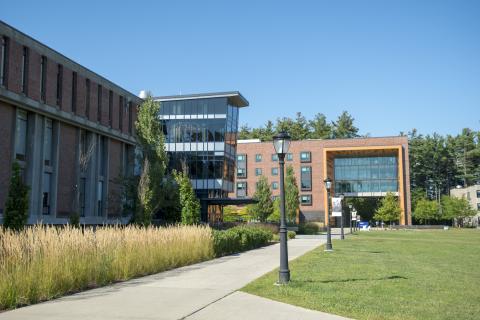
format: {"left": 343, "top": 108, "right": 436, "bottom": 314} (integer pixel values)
{"left": 1, "top": 236, "right": 350, "bottom": 320}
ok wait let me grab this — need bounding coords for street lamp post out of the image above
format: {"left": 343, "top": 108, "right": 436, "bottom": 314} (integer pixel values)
{"left": 324, "top": 177, "right": 333, "bottom": 251}
{"left": 273, "top": 132, "right": 291, "bottom": 284}
{"left": 348, "top": 204, "right": 353, "bottom": 234}
{"left": 339, "top": 193, "right": 345, "bottom": 240}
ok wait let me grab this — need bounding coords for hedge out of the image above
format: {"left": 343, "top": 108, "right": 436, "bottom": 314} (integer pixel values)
{"left": 213, "top": 226, "right": 273, "bottom": 257}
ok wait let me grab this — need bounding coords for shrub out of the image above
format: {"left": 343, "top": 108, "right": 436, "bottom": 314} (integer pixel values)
{"left": 288, "top": 230, "right": 296, "bottom": 239}
{"left": 3, "top": 162, "right": 29, "bottom": 231}
{"left": 213, "top": 226, "right": 273, "bottom": 257}
{"left": 298, "top": 222, "right": 320, "bottom": 235}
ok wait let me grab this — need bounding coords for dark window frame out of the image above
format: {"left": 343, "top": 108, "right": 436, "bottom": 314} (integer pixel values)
{"left": 1, "top": 36, "right": 9, "bottom": 87}
{"left": 271, "top": 181, "right": 279, "bottom": 190}
{"left": 119, "top": 96, "right": 124, "bottom": 131}
{"left": 71, "top": 71, "right": 77, "bottom": 113}
{"left": 271, "top": 167, "right": 279, "bottom": 176}
{"left": 128, "top": 101, "right": 133, "bottom": 134}
{"left": 255, "top": 154, "right": 262, "bottom": 162}
{"left": 85, "top": 78, "right": 91, "bottom": 118}
{"left": 40, "top": 55, "right": 47, "bottom": 102}
{"left": 236, "top": 181, "right": 247, "bottom": 198}
{"left": 97, "top": 84, "right": 102, "bottom": 122}
{"left": 108, "top": 90, "right": 113, "bottom": 127}
{"left": 300, "top": 151, "right": 311, "bottom": 163}
{"left": 56, "top": 64, "right": 63, "bottom": 107}
{"left": 300, "top": 194, "right": 312, "bottom": 206}
{"left": 255, "top": 168, "right": 262, "bottom": 176}
{"left": 271, "top": 154, "right": 279, "bottom": 162}
{"left": 21, "top": 46, "right": 29, "bottom": 95}
{"left": 301, "top": 166, "right": 312, "bottom": 191}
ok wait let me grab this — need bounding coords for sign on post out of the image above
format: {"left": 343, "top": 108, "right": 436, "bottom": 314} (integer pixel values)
{"left": 351, "top": 209, "right": 357, "bottom": 220}
{"left": 332, "top": 197, "right": 342, "bottom": 217}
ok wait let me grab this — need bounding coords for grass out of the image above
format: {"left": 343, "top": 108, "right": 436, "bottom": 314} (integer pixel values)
{"left": 0, "top": 225, "right": 213, "bottom": 310}
{"left": 242, "top": 229, "right": 480, "bottom": 320}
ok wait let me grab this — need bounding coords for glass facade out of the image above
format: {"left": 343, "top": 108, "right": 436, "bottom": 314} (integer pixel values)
{"left": 334, "top": 156, "right": 398, "bottom": 193}
{"left": 158, "top": 95, "right": 243, "bottom": 217}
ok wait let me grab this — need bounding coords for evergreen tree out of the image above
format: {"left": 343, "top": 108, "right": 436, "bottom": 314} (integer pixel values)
{"left": 309, "top": 113, "right": 332, "bottom": 139}
{"left": 332, "top": 111, "right": 359, "bottom": 138}
{"left": 238, "top": 124, "right": 252, "bottom": 140}
{"left": 174, "top": 170, "right": 201, "bottom": 225}
{"left": 413, "top": 199, "right": 439, "bottom": 224}
{"left": 285, "top": 165, "right": 299, "bottom": 223}
{"left": 3, "top": 162, "right": 29, "bottom": 231}
{"left": 252, "top": 176, "right": 274, "bottom": 222}
{"left": 373, "top": 192, "right": 401, "bottom": 225}
{"left": 158, "top": 175, "right": 181, "bottom": 223}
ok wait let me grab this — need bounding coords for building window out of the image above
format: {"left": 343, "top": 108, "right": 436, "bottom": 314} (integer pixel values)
{"left": 255, "top": 168, "right": 262, "bottom": 176}
{"left": 271, "top": 167, "right": 279, "bottom": 176}
{"left": 79, "top": 177, "right": 86, "bottom": 217}
{"left": 97, "top": 85, "right": 102, "bottom": 122}
{"left": 237, "top": 154, "right": 246, "bottom": 161}
{"left": 128, "top": 101, "right": 133, "bottom": 134}
{"left": 56, "top": 64, "right": 63, "bottom": 107}
{"left": 255, "top": 154, "right": 262, "bottom": 162}
{"left": 301, "top": 166, "right": 312, "bottom": 190}
{"left": 21, "top": 46, "right": 29, "bottom": 94}
{"left": 272, "top": 181, "right": 279, "bottom": 190}
{"left": 119, "top": 96, "right": 124, "bottom": 130}
{"left": 71, "top": 71, "right": 77, "bottom": 113}
{"left": 42, "top": 172, "right": 51, "bottom": 215}
{"left": 237, "top": 153, "right": 247, "bottom": 178}
{"left": 97, "top": 181, "right": 104, "bottom": 216}
{"left": 236, "top": 182, "right": 247, "bottom": 198}
{"left": 286, "top": 153, "right": 293, "bottom": 161}
{"left": 477, "top": 203, "right": 480, "bottom": 211}
{"left": 1, "top": 36, "right": 8, "bottom": 86}
{"left": 108, "top": 90, "right": 113, "bottom": 127}
{"left": 300, "top": 151, "right": 311, "bottom": 163}
{"left": 300, "top": 194, "right": 312, "bottom": 206}
{"left": 237, "top": 167, "right": 246, "bottom": 178}
{"left": 15, "top": 110, "right": 28, "bottom": 161}
{"left": 85, "top": 79, "right": 91, "bottom": 118}
{"left": 477, "top": 190, "right": 480, "bottom": 199}
{"left": 44, "top": 119, "right": 53, "bottom": 166}
{"left": 272, "top": 154, "right": 278, "bottom": 161}
{"left": 40, "top": 56, "right": 47, "bottom": 102}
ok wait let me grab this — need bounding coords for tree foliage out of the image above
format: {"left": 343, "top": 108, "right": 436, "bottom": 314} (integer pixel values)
{"left": 252, "top": 176, "right": 274, "bottom": 222}
{"left": 331, "top": 111, "right": 359, "bottom": 138}
{"left": 441, "top": 195, "right": 477, "bottom": 223}
{"left": 373, "top": 192, "right": 401, "bottom": 224}
{"left": 413, "top": 199, "right": 440, "bottom": 224}
{"left": 3, "top": 162, "right": 30, "bottom": 231}
{"left": 174, "top": 170, "right": 201, "bottom": 225}
{"left": 285, "top": 165, "right": 299, "bottom": 223}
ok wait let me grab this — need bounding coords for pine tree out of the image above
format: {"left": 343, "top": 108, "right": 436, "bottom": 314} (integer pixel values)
{"left": 373, "top": 192, "right": 401, "bottom": 225}
{"left": 252, "top": 176, "right": 274, "bottom": 222}
{"left": 174, "top": 170, "right": 201, "bottom": 225}
{"left": 285, "top": 165, "right": 299, "bottom": 223}
{"left": 332, "top": 111, "right": 359, "bottom": 138}
{"left": 309, "top": 113, "right": 332, "bottom": 139}
{"left": 3, "top": 162, "right": 29, "bottom": 231}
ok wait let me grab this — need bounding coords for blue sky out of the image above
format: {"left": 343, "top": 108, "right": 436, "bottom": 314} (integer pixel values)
{"left": 2, "top": 0, "right": 479, "bottom": 136}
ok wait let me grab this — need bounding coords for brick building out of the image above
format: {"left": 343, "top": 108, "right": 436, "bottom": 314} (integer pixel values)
{"left": 0, "top": 21, "right": 141, "bottom": 224}
{"left": 230, "top": 136, "right": 412, "bottom": 225}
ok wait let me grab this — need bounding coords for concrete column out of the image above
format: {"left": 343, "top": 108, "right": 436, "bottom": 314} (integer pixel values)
{"left": 85, "top": 131, "right": 97, "bottom": 218}
{"left": 26, "top": 112, "right": 42, "bottom": 223}
{"left": 50, "top": 120, "right": 60, "bottom": 218}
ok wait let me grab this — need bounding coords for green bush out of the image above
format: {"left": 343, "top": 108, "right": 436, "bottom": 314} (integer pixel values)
{"left": 213, "top": 226, "right": 273, "bottom": 257}
{"left": 298, "top": 222, "right": 320, "bottom": 235}
{"left": 288, "top": 230, "right": 296, "bottom": 239}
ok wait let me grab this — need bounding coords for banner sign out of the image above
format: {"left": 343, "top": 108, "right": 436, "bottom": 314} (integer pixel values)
{"left": 351, "top": 210, "right": 357, "bottom": 219}
{"left": 331, "top": 197, "right": 342, "bottom": 217}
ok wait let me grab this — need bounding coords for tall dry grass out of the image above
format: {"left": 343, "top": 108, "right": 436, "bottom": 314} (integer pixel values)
{"left": 0, "top": 224, "right": 213, "bottom": 310}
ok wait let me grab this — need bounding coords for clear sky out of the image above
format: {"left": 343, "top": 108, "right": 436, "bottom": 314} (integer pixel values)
{"left": 2, "top": 0, "right": 479, "bottom": 137}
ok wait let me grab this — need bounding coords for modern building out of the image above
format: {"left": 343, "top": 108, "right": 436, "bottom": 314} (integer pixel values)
{"left": 230, "top": 136, "right": 412, "bottom": 225}
{"left": 0, "top": 21, "right": 141, "bottom": 224}
{"left": 154, "top": 92, "right": 251, "bottom": 223}
{"left": 450, "top": 185, "right": 480, "bottom": 226}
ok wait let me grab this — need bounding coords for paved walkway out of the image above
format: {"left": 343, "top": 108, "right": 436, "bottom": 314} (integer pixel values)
{"left": 1, "top": 235, "right": 351, "bottom": 320}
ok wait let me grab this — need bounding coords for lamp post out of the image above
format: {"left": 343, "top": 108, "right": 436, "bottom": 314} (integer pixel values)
{"left": 273, "top": 132, "right": 291, "bottom": 284}
{"left": 324, "top": 177, "right": 333, "bottom": 251}
{"left": 348, "top": 204, "right": 353, "bottom": 234}
{"left": 339, "top": 193, "right": 345, "bottom": 240}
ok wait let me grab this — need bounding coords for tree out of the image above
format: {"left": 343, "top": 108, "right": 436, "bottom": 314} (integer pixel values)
{"left": 332, "top": 111, "right": 359, "bottom": 138}
{"left": 441, "top": 195, "right": 476, "bottom": 227}
{"left": 309, "top": 113, "right": 332, "bottom": 139}
{"left": 252, "top": 176, "right": 274, "bottom": 222}
{"left": 3, "top": 162, "right": 29, "bottom": 231}
{"left": 268, "top": 198, "right": 281, "bottom": 223}
{"left": 157, "top": 175, "right": 181, "bottom": 223}
{"left": 285, "top": 165, "right": 299, "bottom": 223}
{"left": 413, "top": 199, "right": 439, "bottom": 224}
{"left": 238, "top": 124, "right": 252, "bottom": 140}
{"left": 373, "top": 192, "right": 401, "bottom": 225}
{"left": 174, "top": 170, "right": 201, "bottom": 225}
{"left": 133, "top": 95, "right": 169, "bottom": 226}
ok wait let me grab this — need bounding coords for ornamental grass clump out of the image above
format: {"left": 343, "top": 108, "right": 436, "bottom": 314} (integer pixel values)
{"left": 0, "top": 224, "right": 213, "bottom": 310}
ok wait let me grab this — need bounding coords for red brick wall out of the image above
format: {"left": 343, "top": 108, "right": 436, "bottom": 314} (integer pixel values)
{"left": 75, "top": 74, "right": 86, "bottom": 118}
{"left": 6, "top": 39, "right": 22, "bottom": 94}
{"left": 45, "top": 58, "right": 57, "bottom": 107}
{"left": 101, "top": 88, "right": 110, "bottom": 126}
{"left": 27, "top": 50, "right": 41, "bottom": 101}
{"left": 0, "top": 102, "right": 14, "bottom": 213}
{"left": 61, "top": 68, "right": 72, "bottom": 113}
{"left": 56, "top": 123, "right": 77, "bottom": 215}
{"left": 111, "top": 93, "right": 119, "bottom": 131}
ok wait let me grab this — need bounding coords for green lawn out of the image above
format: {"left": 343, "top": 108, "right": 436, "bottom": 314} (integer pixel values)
{"left": 242, "top": 230, "right": 480, "bottom": 320}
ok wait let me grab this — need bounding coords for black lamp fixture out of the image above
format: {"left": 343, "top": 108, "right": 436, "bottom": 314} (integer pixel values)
{"left": 323, "top": 177, "right": 333, "bottom": 251}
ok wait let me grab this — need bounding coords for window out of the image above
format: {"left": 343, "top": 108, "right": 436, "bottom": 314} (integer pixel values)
{"left": 255, "top": 154, "right": 262, "bottom": 162}
{"left": 271, "top": 167, "right": 279, "bottom": 176}
{"left": 255, "top": 168, "right": 262, "bottom": 176}
{"left": 119, "top": 96, "right": 124, "bottom": 130}
{"left": 79, "top": 177, "right": 86, "bottom": 217}
{"left": 477, "top": 190, "right": 480, "bottom": 199}
{"left": 108, "top": 90, "right": 113, "bottom": 126}
{"left": 300, "top": 194, "right": 312, "bottom": 206}
{"left": 1, "top": 36, "right": 8, "bottom": 86}
{"left": 236, "top": 182, "right": 247, "bottom": 198}
{"left": 15, "top": 110, "right": 28, "bottom": 161}
{"left": 237, "top": 167, "right": 246, "bottom": 178}
{"left": 97, "top": 180, "right": 103, "bottom": 216}
{"left": 44, "top": 119, "right": 53, "bottom": 166}
{"left": 40, "top": 56, "right": 47, "bottom": 102}
{"left": 71, "top": 72, "right": 77, "bottom": 113}
{"left": 272, "top": 181, "right": 279, "bottom": 190}
{"left": 56, "top": 64, "right": 63, "bottom": 107}
{"left": 286, "top": 153, "right": 293, "bottom": 161}
{"left": 85, "top": 79, "right": 91, "bottom": 118}
{"left": 21, "top": 47, "right": 29, "bottom": 94}
{"left": 42, "top": 172, "right": 51, "bottom": 215}
{"left": 128, "top": 101, "right": 133, "bottom": 134}
{"left": 97, "top": 85, "right": 102, "bottom": 122}
{"left": 271, "top": 154, "right": 278, "bottom": 161}
{"left": 237, "top": 154, "right": 246, "bottom": 161}
{"left": 301, "top": 166, "right": 312, "bottom": 190}
{"left": 477, "top": 203, "right": 480, "bottom": 211}
{"left": 300, "top": 151, "right": 311, "bottom": 162}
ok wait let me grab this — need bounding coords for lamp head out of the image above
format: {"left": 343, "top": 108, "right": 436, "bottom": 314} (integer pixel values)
{"left": 272, "top": 131, "right": 291, "bottom": 156}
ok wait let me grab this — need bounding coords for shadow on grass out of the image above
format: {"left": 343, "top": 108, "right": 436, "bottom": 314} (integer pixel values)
{"left": 298, "top": 275, "right": 407, "bottom": 284}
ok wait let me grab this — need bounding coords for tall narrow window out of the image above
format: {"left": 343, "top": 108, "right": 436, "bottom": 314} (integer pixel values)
{"left": 42, "top": 172, "right": 52, "bottom": 215}
{"left": 128, "top": 101, "right": 133, "bottom": 134}
{"left": 97, "top": 85, "right": 102, "bottom": 122}
{"left": 85, "top": 79, "right": 91, "bottom": 118}
{"left": 108, "top": 90, "right": 113, "bottom": 127}
{"left": 15, "top": 110, "right": 28, "bottom": 161}
{"left": 301, "top": 166, "right": 312, "bottom": 190}
{"left": 21, "top": 47, "right": 29, "bottom": 94}
{"left": 40, "top": 56, "right": 47, "bottom": 102}
{"left": 44, "top": 119, "right": 53, "bottom": 166}
{"left": 0, "top": 36, "right": 8, "bottom": 86}
{"left": 79, "top": 177, "right": 86, "bottom": 217}
{"left": 56, "top": 64, "right": 63, "bottom": 107}
{"left": 71, "top": 71, "right": 77, "bottom": 113}
{"left": 119, "top": 96, "right": 124, "bottom": 131}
